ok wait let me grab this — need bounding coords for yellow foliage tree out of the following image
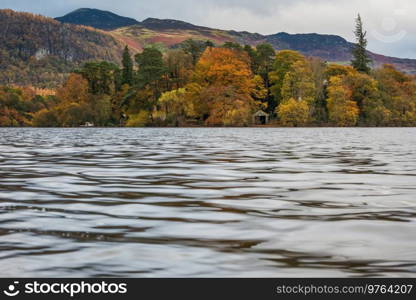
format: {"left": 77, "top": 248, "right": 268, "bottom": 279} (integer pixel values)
{"left": 270, "top": 50, "right": 306, "bottom": 106}
{"left": 252, "top": 74, "right": 268, "bottom": 111}
{"left": 156, "top": 88, "right": 193, "bottom": 126}
{"left": 281, "top": 60, "right": 316, "bottom": 106}
{"left": 277, "top": 98, "right": 310, "bottom": 127}
{"left": 327, "top": 76, "right": 360, "bottom": 126}
{"left": 325, "top": 64, "right": 355, "bottom": 80}
{"left": 126, "top": 110, "right": 150, "bottom": 127}
{"left": 374, "top": 64, "right": 416, "bottom": 126}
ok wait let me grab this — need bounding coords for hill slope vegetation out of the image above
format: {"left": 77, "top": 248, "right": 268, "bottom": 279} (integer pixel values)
{"left": 0, "top": 9, "right": 124, "bottom": 87}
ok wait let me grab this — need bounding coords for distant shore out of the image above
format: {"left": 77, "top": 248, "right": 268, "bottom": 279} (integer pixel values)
{"left": 2, "top": 126, "right": 416, "bottom": 129}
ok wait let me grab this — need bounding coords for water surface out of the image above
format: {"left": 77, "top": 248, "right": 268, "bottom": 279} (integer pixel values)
{"left": 0, "top": 128, "right": 415, "bottom": 277}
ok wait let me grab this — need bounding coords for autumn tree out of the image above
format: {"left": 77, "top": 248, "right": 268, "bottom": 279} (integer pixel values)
{"left": 88, "top": 95, "right": 112, "bottom": 126}
{"left": 342, "top": 71, "right": 380, "bottom": 123}
{"left": 58, "top": 102, "right": 91, "bottom": 127}
{"left": 155, "top": 88, "right": 197, "bottom": 126}
{"left": 54, "top": 73, "right": 91, "bottom": 126}
{"left": 309, "top": 57, "right": 329, "bottom": 122}
{"left": 126, "top": 110, "right": 150, "bottom": 127}
{"left": 278, "top": 98, "right": 310, "bottom": 127}
{"left": 374, "top": 64, "right": 416, "bottom": 126}
{"left": 195, "top": 47, "right": 253, "bottom": 92}
{"left": 56, "top": 74, "right": 89, "bottom": 104}
{"left": 52, "top": 72, "right": 113, "bottom": 126}
{"left": 0, "top": 87, "right": 33, "bottom": 126}
{"left": 281, "top": 60, "right": 316, "bottom": 105}
{"left": 270, "top": 50, "right": 306, "bottom": 108}
{"left": 325, "top": 64, "right": 355, "bottom": 79}
{"left": 249, "top": 43, "right": 276, "bottom": 112}
{"left": 200, "top": 86, "right": 253, "bottom": 126}
{"left": 0, "top": 85, "right": 59, "bottom": 127}
{"left": 193, "top": 47, "right": 259, "bottom": 126}
{"left": 326, "top": 76, "right": 359, "bottom": 126}
{"left": 164, "top": 49, "right": 193, "bottom": 90}
{"left": 180, "top": 82, "right": 208, "bottom": 123}
{"left": 32, "top": 109, "right": 59, "bottom": 127}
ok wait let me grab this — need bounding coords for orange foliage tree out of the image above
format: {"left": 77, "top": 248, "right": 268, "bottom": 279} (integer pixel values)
{"left": 56, "top": 74, "right": 89, "bottom": 104}
{"left": 192, "top": 47, "right": 263, "bottom": 126}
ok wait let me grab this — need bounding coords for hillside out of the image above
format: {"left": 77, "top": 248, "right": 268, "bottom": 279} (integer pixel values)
{"left": 111, "top": 23, "right": 239, "bottom": 52}
{"left": 265, "top": 32, "right": 416, "bottom": 73}
{"left": 125, "top": 18, "right": 416, "bottom": 73}
{"left": 53, "top": 8, "right": 416, "bottom": 74}
{"left": 55, "top": 8, "right": 140, "bottom": 30}
{"left": 1, "top": 8, "right": 415, "bottom": 89}
{"left": 0, "top": 9, "right": 124, "bottom": 87}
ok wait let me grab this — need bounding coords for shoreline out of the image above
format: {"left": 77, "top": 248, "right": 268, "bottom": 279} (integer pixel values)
{"left": 1, "top": 126, "right": 416, "bottom": 129}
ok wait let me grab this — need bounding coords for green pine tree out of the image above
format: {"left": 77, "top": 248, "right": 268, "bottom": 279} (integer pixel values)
{"left": 122, "top": 46, "right": 133, "bottom": 86}
{"left": 351, "top": 14, "right": 372, "bottom": 74}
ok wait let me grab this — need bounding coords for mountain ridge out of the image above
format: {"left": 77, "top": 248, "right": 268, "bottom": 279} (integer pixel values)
{"left": 54, "top": 8, "right": 416, "bottom": 73}
{"left": 0, "top": 7, "right": 415, "bottom": 89}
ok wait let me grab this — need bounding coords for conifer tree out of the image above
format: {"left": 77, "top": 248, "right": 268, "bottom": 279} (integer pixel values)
{"left": 351, "top": 14, "right": 372, "bottom": 74}
{"left": 122, "top": 46, "right": 133, "bottom": 86}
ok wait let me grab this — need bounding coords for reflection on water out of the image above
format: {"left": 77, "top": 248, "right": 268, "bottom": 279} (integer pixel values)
{"left": 0, "top": 128, "right": 415, "bottom": 277}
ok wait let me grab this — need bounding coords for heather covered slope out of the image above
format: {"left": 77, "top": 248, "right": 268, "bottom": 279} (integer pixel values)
{"left": 108, "top": 17, "right": 266, "bottom": 53}
{"left": 110, "top": 23, "right": 241, "bottom": 53}
{"left": 0, "top": 9, "right": 124, "bottom": 87}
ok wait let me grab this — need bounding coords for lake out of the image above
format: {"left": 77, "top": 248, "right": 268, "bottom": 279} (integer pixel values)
{"left": 0, "top": 128, "right": 415, "bottom": 277}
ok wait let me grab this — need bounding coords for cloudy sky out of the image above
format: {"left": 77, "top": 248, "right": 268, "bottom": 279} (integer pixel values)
{"left": 2, "top": 0, "right": 415, "bottom": 58}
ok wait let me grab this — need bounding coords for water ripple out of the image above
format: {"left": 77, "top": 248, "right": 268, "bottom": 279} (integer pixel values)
{"left": 0, "top": 128, "right": 415, "bottom": 277}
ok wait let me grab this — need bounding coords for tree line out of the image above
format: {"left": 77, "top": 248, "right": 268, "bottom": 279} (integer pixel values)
{"left": 1, "top": 15, "right": 416, "bottom": 127}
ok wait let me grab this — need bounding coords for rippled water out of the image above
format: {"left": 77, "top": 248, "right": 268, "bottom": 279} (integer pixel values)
{"left": 0, "top": 128, "right": 415, "bottom": 277}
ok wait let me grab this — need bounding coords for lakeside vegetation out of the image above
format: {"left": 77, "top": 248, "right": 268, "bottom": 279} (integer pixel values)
{"left": 1, "top": 15, "right": 416, "bottom": 127}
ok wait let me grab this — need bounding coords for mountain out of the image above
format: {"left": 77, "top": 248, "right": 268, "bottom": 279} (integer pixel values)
{"left": 108, "top": 17, "right": 416, "bottom": 73}
{"left": 54, "top": 9, "right": 416, "bottom": 73}
{"left": 266, "top": 32, "right": 352, "bottom": 61}
{"left": 265, "top": 32, "right": 416, "bottom": 73}
{"left": 0, "top": 9, "right": 124, "bottom": 87}
{"left": 55, "top": 8, "right": 140, "bottom": 30}
{"left": 2, "top": 8, "right": 416, "bottom": 89}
